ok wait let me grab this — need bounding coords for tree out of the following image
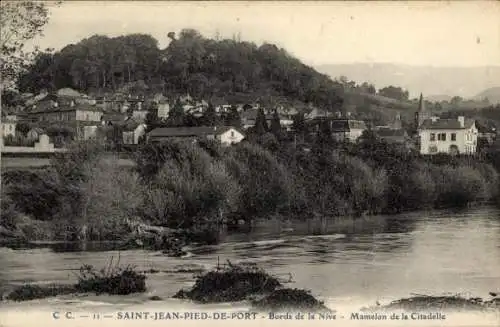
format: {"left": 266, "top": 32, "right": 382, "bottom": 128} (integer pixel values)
{"left": 1, "top": 1, "right": 56, "bottom": 90}
{"left": 270, "top": 109, "right": 282, "bottom": 139}
{"left": 145, "top": 102, "right": 160, "bottom": 133}
{"left": 378, "top": 86, "right": 410, "bottom": 101}
{"left": 15, "top": 122, "right": 31, "bottom": 137}
{"left": 292, "top": 113, "right": 307, "bottom": 138}
{"left": 201, "top": 102, "right": 218, "bottom": 126}
{"left": 166, "top": 99, "right": 186, "bottom": 127}
{"left": 225, "top": 105, "right": 242, "bottom": 127}
{"left": 253, "top": 108, "right": 268, "bottom": 136}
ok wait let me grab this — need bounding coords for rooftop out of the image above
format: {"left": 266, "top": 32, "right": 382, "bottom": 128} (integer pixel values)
{"left": 375, "top": 128, "right": 407, "bottom": 138}
{"left": 148, "top": 126, "right": 240, "bottom": 138}
{"left": 419, "top": 117, "right": 475, "bottom": 130}
{"left": 28, "top": 104, "right": 103, "bottom": 114}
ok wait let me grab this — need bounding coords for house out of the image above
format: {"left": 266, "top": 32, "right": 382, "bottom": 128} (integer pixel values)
{"left": 1, "top": 118, "right": 16, "bottom": 138}
{"left": 241, "top": 109, "right": 294, "bottom": 130}
{"left": 83, "top": 125, "right": 99, "bottom": 140}
{"left": 476, "top": 121, "right": 497, "bottom": 145}
{"left": 308, "top": 118, "right": 367, "bottom": 142}
{"left": 147, "top": 126, "right": 244, "bottom": 146}
{"left": 157, "top": 102, "right": 170, "bottom": 119}
{"left": 375, "top": 127, "right": 411, "bottom": 147}
{"left": 418, "top": 116, "right": 478, "bottom": 155}
{"left": 330, "top": 119, "right": 367, "bottom": 142}
{"left": 25, "top": 103, "right": 103, "bottom": 140}
{"left": 122, "top": 120, "right": 147, "bottom": 145}
{"left": 131, "top": 109, "right": 149, "bottom": 123}
{"left": 305, "top": 108, "right": 334, "bottom": 120}
{"left": 101, "top": 112, "right": 127, "bottom": 126}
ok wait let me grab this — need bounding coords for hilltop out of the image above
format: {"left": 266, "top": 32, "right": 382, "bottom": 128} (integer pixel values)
{"left": 473, "top": 87, "right": 500, "bottom": 105}
{"left": 14, "top": 30, "right": 343, "bottom": 113}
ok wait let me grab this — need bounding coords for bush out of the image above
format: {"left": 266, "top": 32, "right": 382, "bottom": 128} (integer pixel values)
{"left": 252, "top": 288, "right": 332, "bottom": 312}
{"left": 75, "top": 264, "right": 146, "bottom": 295}
{"left": 6, "top": 284, "right": 76, "bottom": 302}
{"left": 2, "top": 170, "right": 65, "bottom": 221}
{"left": 173, "top": 262, "right": 281, "bottom": 303}
{"left": 6, "top": 261, "right": 147, "bottom": 301}
{"left": 72, "top": 157, "right": 144, "bottom": 240}
{"left": 433, "top": 165, "right": 486, "bottom": 207}
{"left": 140, "top": 141, "right": 240, "bottom": 229}
{"left": 227, "top": 143, "right": 292, "bottom": 218}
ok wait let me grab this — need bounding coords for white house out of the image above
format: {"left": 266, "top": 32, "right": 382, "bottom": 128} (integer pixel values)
{"left": 418, "top": 116, "right": 478, "bottom": 155}
{"left": 215, "top": 126, "right": 245, "bottom": 145}
{"left": 123, "top": 122, "right": 147, "bottom": 145}
{"left": 1, "top": 119, "right": 16, "bottom": 138}
{"left": 157, "top": 102, "right": 170, "bottom": 119}
{"left": 147, "top": 126, "right": 244, "bottom": 146}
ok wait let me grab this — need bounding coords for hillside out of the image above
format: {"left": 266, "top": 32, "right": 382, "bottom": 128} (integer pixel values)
{"left": 15, "top": 29, "right": 344, "bottom": 112}
{"left": 316, "top": 63, "right": 500, "bottom": 99}
{"left": 473, "top": 87, "right": 500, "bottom": 105}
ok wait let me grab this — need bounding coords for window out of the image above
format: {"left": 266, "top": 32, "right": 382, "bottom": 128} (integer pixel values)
{"left": 451, "top": 133, "right": 456, "bottom": 141}
{"left": 230, "top": 131, "right": 235, "bottom": 137}
{"left": 429, "top": 146, "right": 438, "bottom": 153}
{"left": 438, "top": 133, "right": 446, "bottom": 141}
{"left": 430, "top": 133, "right": 436, "bottom": 141}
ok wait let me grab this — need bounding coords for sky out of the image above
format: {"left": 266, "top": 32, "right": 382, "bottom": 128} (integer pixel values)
{"left": 29, "top": 1, "right": 500, "bottom": 67}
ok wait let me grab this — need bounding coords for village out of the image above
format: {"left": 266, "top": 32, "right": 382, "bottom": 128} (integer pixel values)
{"left": 1, "top": 87, "right": 497, "bottom": 156}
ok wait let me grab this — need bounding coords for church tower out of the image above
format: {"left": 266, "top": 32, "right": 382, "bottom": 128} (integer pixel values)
{"left": 416, "top": 93, "right": 430, "bottom": 128}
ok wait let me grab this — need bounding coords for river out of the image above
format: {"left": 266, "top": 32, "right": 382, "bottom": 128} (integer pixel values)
{"left": 0, "top": 207, "right": 499, "bottom": 327}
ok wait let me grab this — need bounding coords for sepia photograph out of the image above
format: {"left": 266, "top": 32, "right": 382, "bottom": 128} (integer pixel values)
{"left": 0, "top": 1, "right": 499, "bottom": 326}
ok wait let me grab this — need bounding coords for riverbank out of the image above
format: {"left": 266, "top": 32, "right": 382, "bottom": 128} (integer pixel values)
{"left": 2, "top": 138, "right": 500, "bottom": 249}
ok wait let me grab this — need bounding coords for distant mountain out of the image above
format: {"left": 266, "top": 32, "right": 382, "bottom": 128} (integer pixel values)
{"left": 425, "top": 94, "right": 453, "bottom": 102}
{"left": 316, "top": 63, "right": 500, "bottom": 99}
{"left": 473, "top": 87, "right": 500, "bottom": 105}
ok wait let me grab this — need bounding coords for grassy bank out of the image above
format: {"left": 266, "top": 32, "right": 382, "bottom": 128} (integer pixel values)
{"left": 4, "top": 259, "right": 146, "bottom": 301}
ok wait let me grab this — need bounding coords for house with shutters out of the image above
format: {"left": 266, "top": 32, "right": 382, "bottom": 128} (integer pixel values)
{"left": 418, "top": 116, "right": 478, "bottom": 155}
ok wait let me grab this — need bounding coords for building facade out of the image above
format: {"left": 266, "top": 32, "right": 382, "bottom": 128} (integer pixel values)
{"left": 418, "top": 116, "right": 478, "bottom": 155}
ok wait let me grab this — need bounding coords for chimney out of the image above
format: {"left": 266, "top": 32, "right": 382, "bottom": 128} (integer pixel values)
{"left": 458, "top": 116, "right": 465, "bottom": 128}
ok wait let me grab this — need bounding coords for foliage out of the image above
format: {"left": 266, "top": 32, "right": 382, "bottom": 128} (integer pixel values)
{"left": 75, "top": 262, "right": 146, "bottom": 295}
{"left": 17, "top": 29, "right": 344, "bottom": 110}
{"left": 139, "top": 141, "right": 240, "bottom": 228}
{"left": 252, "top": 288, "right": 332, "bottom": 312}
{"left": 226, "top": 143, "right": 292, "bottom": 218}
{"left": 6, "top": 260, "right": 147, "bottom": 301}
{"left": 2, "top": 169, "right": 64, "bottom": 221}
{"left": 377, "top": 86, "right": 410, "bottom": 101}
{"left": 173, "top": 261, "right": 281, "bottom": 303}
{"left": 0, "top": 1, "right": 55, "bottom": 89}
{"left": 6, "top": 284, "right": 76, "bottom": 302}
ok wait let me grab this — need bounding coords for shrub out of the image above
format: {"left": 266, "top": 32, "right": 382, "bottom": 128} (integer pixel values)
{"left": 252, "top": 288, "right": 332, "bottom": 312}
{"left": 227, "top": 143, "right": 292, "bottom": 218}
{"left": 6, "top": 284, "right": 76, "bottom": 302}
{"left": 75, "top": 264, "right": 146, "bottom": 295}
{"left": 173, "top": 262, "right": 281, "bottom": 303}
{"left": 141, "top": 142, "right": 240, "bottom": 229}
{"left": 2, "top": 170, "right": 65, "bottom": 221}
{"left": 433, "top": 165, "right": 486, "bottom": 207}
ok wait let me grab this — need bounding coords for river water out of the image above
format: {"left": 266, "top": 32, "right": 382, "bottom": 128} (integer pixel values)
{"left": 1, "top": 207, "right": 499, "bottom": 327}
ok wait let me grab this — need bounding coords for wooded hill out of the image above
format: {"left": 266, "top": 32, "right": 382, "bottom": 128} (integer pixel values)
{"left": 16, "top": 29, "right": 344, "bottom": 111}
